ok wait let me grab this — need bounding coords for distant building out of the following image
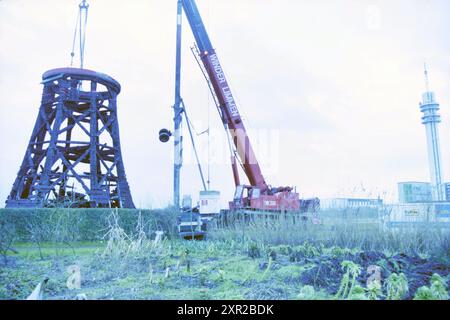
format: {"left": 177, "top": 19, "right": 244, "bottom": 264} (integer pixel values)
{"left": 385, "top": 202, "right": 450, "bottom": 229}
{"left": 398, "top": 182, "right": 432, "bottom": 203}
{"left": 445, "top": 183, "right": 450, "bottom": 201}
{"left": 321, "top": 198, "right": 383, "bottom": 210}
{"left": 396, "top": 66, "right": 447, "bottom": 204}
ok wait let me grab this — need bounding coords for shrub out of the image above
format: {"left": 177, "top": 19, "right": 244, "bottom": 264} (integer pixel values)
{"left": 0, "top": 207, "right": 178, "bottom": 242}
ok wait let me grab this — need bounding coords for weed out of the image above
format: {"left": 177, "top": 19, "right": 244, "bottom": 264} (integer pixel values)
{"left": 386, "top": 273, "right": 409, "bottom": 300}
{"left": 413, "top": 273, "right": 448, "bottom": 300}
{"left": 289, "top": 242, "right": 321, "bottom": 261}
{"left": 328, "top": 246, "right": 353, "bottom": 258}
{"left": 101, "top": 210, "right": 156, "bottom": 263}
{"left": 102, "top": 212, "right": 131, "bottom": 260}
{"left": 197, "top": 267, "right": 210, "bottom": 286}
{"left": 247, "top": 242, "right": 260, "bottom": 259}
{"left": 267, "top": 248, "right": 277, "bottom": 261}
{"left": 275, "top": 245, "right": 291, "bottom": 256}
{"left": 347, "top": 285, "right": 368, "bottom": 300}
{"left": 297, "top": 285, "right": 316, "bottom": 300}
{"left": 366, "top": 281, "right": 383, "bottom": 300}
{"left": 334, "top": 261, "right": 361, "bottom": 300}
{"left": 148, "top": 264, "right": 154, "bottom": 284}
{"left": 260, "top": 257, "right": 273, "bottom": 280}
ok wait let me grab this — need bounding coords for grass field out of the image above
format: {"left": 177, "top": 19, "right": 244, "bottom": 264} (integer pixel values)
{"left": 0, "top": 209, "right": 449, "bottom": 300}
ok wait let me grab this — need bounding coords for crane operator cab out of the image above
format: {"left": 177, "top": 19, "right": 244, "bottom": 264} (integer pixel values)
{"left": 231, "top": 185, "right": 261, "bottom": 210}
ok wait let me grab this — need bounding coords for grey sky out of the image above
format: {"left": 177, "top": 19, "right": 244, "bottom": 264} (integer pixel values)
{"left": 0, "top": 0, "right": 449, "bottom": 208}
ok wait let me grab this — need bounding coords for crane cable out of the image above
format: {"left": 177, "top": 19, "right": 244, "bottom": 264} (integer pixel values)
{"left": 70, "top": 9, "right": 80, "bottom": 67}
{"left": 181, "top": 100, "right": 208, "bottom": 192}
{"left": 70, "top": 0, "right": 89, "bottom": 68}
{"left": 189, "top": 43, "right": 246, "bottom": 180}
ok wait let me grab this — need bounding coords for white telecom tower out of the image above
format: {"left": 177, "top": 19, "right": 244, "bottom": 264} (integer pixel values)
{"left": 419, "top": 64, "right": 444, "bottom": 201}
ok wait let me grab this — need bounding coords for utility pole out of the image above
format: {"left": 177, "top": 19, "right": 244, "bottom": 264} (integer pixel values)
{"left": 173, "top": 0, "right": 183, "bottom": 208}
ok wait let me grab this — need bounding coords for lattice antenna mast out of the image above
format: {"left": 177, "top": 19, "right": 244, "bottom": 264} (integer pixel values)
{"left": 424, "top": 62, "right": 430, "bottom": 91}
{"left": 70, "top": 0, "right": 90, "bottom": 68}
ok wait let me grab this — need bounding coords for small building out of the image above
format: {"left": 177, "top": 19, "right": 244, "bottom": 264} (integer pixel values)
{"left": 383, "top": 202, "right": 450, "bottom": 229}
{"left": 398, "top": 182, "right": 432, "bottom": 203}
{"left": 199, "top": 190, "right": 221, "bottom": 217}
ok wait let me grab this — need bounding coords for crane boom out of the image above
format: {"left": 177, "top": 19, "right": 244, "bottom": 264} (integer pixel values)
{"left": 182, "top": 0, "right": 268, "bottom": 192}
{"left": 180, "top": 0, "right": 313, "bottom": 212}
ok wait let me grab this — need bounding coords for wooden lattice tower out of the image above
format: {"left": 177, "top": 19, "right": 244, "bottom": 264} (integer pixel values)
{"left": 6, "top": 68, "right": 135, "bottom": 208}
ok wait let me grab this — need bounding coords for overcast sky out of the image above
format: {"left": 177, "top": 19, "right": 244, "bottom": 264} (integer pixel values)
{"left": 0, "top": 0, "right": 449, "bottom": 208}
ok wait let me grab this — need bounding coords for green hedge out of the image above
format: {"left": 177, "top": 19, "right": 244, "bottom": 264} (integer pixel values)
{"left": 0, "top": 208, "right": 179, "bottom": 242}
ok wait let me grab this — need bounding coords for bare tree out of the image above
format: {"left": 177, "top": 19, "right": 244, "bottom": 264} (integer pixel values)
{"left": 26, "top": 212, "right": 50, "bottom": 260}
{"left": 48, "top": 209, "right": 81, "bottom": 256}
{"left": 0, "top": 220, "right": 17, "bottom": 266}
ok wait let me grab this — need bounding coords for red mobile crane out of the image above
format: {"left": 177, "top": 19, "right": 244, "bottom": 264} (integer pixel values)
{"left": 174, "top": 0, "right": 318, "bottom": 213}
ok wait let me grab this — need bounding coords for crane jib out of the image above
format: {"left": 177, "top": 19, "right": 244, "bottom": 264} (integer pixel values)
{"left": 207, "top": 53, "right": 240, "bottom": 119}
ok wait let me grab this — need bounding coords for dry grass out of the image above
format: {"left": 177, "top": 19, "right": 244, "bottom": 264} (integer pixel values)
{"left": 208, "top": 211, "right": 450, "bottom": 258}
{"left": 102, "top": 210, "right": 166, "bottom": 261}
